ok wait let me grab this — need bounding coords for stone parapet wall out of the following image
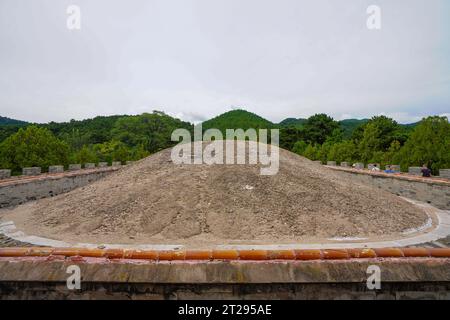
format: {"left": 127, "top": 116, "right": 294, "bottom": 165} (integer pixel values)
{"left": 326, "top": 166, "right": 450, "bottom": 210}
{"left": 0, "top": 254, "right": 448, "bottom": 299}
{"left": 0, "top": 167, "right": 119, "bottom": 208}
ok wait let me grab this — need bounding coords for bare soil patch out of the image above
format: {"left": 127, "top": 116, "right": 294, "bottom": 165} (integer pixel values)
{"left": 1, "top": 141, "right": 428, "bottom": 245}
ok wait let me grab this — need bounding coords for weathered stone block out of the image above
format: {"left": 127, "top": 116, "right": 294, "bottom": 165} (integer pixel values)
{"left": 313, "top": 160, "right": 322, "bottom": 165}
{"left": 126, "top": 161, "right": 135, "bottom": 165}
{"left": 68, "top": 164, "right": 81, "bottom": 171}
{"left": 98, "top": 162, "right": 108, "bottom": 168}
{"left": 354, "top": 163, "right": 364, "bottom": 170}
{"left": 327, "top": 161, "right": 336, "bottom": 166}
{"left": 48, "top": 165, "right": 64, "bottom": 174}
{"left": 22, "top": 167, "right": 41, "bottom": 176}
{"left": 112, "top": 161, "right": 122, "bottom": 167}
{"left": 386, "top": 165, "right": 400, "bottom": 172}
{"left": 0, "top": 169, "right": 11, "bottom": 179}
{"left": 340, "top": 162, "right": 349, "bottom": 167}
{"left": 84, "top": 163, "right": 96, "bottom": 169}
{"left": 409, "top": 167, "right": 422, "bottom": 176}
{"left": 368, "top": 163, "right": 380, "bottom": 171}
{"left": 439, "top": 169, "right": 450, "bottom": 179}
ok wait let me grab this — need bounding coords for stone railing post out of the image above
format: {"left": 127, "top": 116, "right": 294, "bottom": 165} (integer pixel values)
{"left": 48, "top": 165, "right": 64, "bottom": 174}
{"left": 354, "top": 163, "right": 364, "bottom": 170}
{"left": 439, "top": 169, "right": 450, "bottom": 179}
{"left": 84, "top": 163, "right": 96, "bottom": 169}
{"left": 368, "top": 163, "right": 380, "bottom": 171}
{"left": 0, "top": 169, "right": 11, "bottom": 179}
{"left": 68, "top": 164, "right": 81, "bottom": 171}
{"left": 408, "top": 167, "right": 422, "bottom": 176}
{"left": 22, "top": 167, "right": 41, "bottom": 176}
{"left": 385, "top": 164, "right": 400, "bottom": 172}
{"left": 326, "top": 161, "right": 336, "bottom": 166}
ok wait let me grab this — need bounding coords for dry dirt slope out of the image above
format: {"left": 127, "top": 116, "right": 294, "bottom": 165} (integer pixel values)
{"left": 3, "top": 142, "right": 428, "bottom": 245}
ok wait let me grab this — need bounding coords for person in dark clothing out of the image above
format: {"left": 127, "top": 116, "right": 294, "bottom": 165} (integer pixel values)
{"left": 421, "top": 164, "right": 432, "bottom": 177}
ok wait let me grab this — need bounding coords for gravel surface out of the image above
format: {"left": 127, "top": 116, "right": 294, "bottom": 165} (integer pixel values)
{"left": 1, "top": 141, "right": 429, "bottom": 246}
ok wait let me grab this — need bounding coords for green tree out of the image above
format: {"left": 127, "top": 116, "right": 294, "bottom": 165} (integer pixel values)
{"left": 303, "top": 144, "right": 319, "bottom": 160}
{"left": 72, "top": 145, "right": 98, "bottom": 164}
{"left": 382, "top": 140, "right": 401, "bottom": 165}
{"left": 280, "top": 127, "right": 304, "bottom": 151}
{"left": 327, "top": 140, "right": 357, "bottom": 163}
{"left": 352, "top": 116, "right": 406, "bottom": 147}
{"left": 0, "top": 126, "right": 69, "bottom": 172}
{"left": 317, "top": 142, "right": 333, "bottom": 163}
{"left": 112, "top": 111, "right": 192, "bottom": 153}
{"left": 130, "top": 144, "right": 150, "bottom": 161}
{"left": 292, "top": 140, "right": 308, "bottom": 155}
{"left": 303, "top": 114, "right": 340, "bottom": 145}
{"left": 393, "top": 116, "right": 450, "bottom": 173}
{"left": 358, "top": 122, "right": 381, "bottom": 163}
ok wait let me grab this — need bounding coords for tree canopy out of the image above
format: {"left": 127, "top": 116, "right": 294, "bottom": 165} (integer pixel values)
{"left": 302, "top": 114, "right": 340, "bottom": 145}
{"left": 0, "top": 126, "right": 69, "bottom": 173}
{"left": 0, "top": 110, "right": 447, "bottom": 175}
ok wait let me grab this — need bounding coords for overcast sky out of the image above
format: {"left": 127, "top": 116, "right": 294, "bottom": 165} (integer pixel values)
{"left": 0, "top": 0, "right": 449, "bottom": 124}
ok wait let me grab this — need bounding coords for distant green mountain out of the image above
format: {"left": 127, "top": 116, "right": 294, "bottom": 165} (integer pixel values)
{"left": 338, "top": 119, "right": 369, "bottom": 139}
{"left": 0, "top": 110, "right": 427, "bottom": 146}
{"left": 0, "top": 116, "right": 29, "bottom": 142}
{"left": 401, "top": 121, "right": 420, "bottom": 131}
{"left": 279, "top": 117, "right": 370, "bottom": 138}
{"left": 279, "top": 118, "right": 307, "bottom": 128}
{"left": 0, "top": 116, "right": 28, "bottom": 126}
{"left": 0, "top": 112, "right": 193, "bottom": 148}
{"left": 202, "top": 109, "right": 274, "bottom": 133}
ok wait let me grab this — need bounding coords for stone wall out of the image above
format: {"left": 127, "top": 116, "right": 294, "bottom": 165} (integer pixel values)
{"left": 327, "top": 166, "right": 450, "bottom": 210}
{"left": 0, "top": 168, "right": 118, "bottom": 208}
{"left": 2, "top": 281, "right": 449, "bottom": 300}
{"left": 0, "top": 257, "right": 449, "bottom": 299}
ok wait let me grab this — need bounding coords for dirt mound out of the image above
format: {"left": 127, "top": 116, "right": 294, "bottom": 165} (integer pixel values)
{"left": 3, "top": 141, "right": 428, "bottom": 245}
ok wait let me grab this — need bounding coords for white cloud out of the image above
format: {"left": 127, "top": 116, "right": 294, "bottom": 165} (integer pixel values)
{"left": 0, "top": 0, "right": 448, "bottom": 124}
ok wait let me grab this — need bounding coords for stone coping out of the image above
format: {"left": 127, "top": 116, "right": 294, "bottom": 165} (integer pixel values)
{"left": 325, "top": 165, "right": 450, "bottom": 186}
{"left": 0, "top": 254, "right": 449, "bottom": 284}
{"left": 0, "top": 166, "right": 119, "bottom": 187}
{"left": 1, "top": 246, "right": 450, "bottom": 260}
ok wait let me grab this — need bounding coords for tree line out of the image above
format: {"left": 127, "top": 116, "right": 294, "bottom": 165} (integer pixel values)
{"left": 287, "top": 114, "right": 450, "bottom": 174}
{"left": 0, "top": 111, "right": 192, "bottom": 174}
{"left": 0, "top": 110, "right": 448, "bottom": 175}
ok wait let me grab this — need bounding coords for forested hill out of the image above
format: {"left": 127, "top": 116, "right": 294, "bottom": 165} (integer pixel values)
{"left": 338, "top": 119, "right": 369, "bottom": 139}
{"left": 0, "top": 111, "right": 419, "bottom": 143}
{"left": 0, "top": 116, "right": 28, "bottom": 126}
{"left": 0, "top": 112, "right": 193, "bottom": 173}
{"left": 0, "top": 110, "right": 448, "bottom": 174}
{"left": 0, "top": 117, "right": 29, "bottom": 143}
{"left": 201, "top": 109, "right": 275, "bottom": 133}
{"left": 279, "top": 117, "right": 418, "bottom": 139}
{"left": 278, "top": 118, "right": 307, "bottom": 128}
